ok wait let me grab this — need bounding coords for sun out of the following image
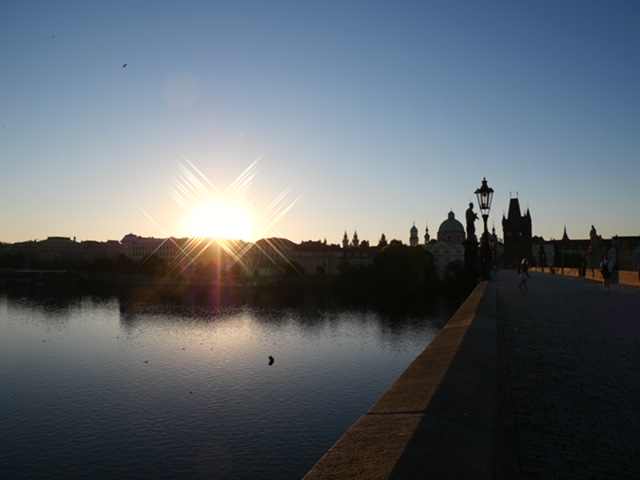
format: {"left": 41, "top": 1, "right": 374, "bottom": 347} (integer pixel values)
{"left": 184, "top": 200, "right": 253, "bottom": 240}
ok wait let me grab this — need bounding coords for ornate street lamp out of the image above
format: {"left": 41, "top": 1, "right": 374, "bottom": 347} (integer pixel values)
{"left": 475, "top": 177, "right": 494, "bottom": 280}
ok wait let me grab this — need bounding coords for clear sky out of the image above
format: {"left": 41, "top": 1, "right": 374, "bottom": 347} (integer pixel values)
{"left": 1, "top": 1, "right": 638, "bottom": 245}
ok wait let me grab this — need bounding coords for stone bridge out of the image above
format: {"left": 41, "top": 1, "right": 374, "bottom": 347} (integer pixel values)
{"left": 304, "top": 269, "right": 640, "bottom": 479}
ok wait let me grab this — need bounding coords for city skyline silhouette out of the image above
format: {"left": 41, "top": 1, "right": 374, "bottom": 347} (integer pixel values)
{"left": 2, "top": 2, "right": 638, "bottom": 245}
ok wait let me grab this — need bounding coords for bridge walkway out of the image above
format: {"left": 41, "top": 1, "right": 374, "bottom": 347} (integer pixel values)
{"left": 495, "top": 268, "right": 640, "bottom": 478}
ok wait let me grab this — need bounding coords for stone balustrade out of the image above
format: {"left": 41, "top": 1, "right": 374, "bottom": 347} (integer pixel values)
{"left": 303, "top": 281, "right": 497, "bottom": 479}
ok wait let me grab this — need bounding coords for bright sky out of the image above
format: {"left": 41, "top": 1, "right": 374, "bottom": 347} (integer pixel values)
{"left": 1, "top": 1, "right": 638, "bottom": 245}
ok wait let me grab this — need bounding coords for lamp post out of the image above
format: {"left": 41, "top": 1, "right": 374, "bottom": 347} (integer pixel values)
{"left": 475, "top": 177, "right": 494, "bottom": 280}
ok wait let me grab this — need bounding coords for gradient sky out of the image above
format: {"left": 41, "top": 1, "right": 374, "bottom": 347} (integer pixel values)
{"left": 1, "top": 1, "right": 638, "bottom": 245}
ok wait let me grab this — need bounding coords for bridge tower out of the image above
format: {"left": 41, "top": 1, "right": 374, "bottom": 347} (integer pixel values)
{"left": 502, "top": 195, "right": 532, "bottom": 268}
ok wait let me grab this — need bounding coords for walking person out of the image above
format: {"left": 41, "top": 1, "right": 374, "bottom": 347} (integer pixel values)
{"left": 600, "top": 256, "right": 612, "bottom": 290}
{"left": 518, "top": 258, "right": 531, "bottom": 290}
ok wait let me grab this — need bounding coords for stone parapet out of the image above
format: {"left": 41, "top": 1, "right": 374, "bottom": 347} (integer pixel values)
{"left": 618, "top": 270, "right": 640, "bottom": 287}
{"left": 303, "top": 281, "right": 497, "bottom": 479}
{"left": 531, "top": 266, "right": 640, "bottom": 287}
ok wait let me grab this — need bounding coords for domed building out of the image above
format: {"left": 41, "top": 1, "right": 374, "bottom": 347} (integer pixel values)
{"left": 437, "top": 211, "right": 465, "bottom": 243}
{"left": 424, "top": 210, "right": 465, "bottom": 279}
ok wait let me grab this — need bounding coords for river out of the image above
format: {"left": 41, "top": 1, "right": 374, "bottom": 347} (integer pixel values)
{"left": 0, "top": 287, "right": 457, "bottom": 479}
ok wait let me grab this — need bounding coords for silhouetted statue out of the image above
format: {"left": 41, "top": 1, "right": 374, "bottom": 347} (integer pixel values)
{"left": 466, "top": 203, "right": 478, "bottom": 240}
{"left": 589, "top": 225, "right": 601, "bottom": 252}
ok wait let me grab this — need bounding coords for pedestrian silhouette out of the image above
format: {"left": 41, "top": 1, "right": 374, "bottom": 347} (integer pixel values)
{"left": 600, "top": 256, "right": 612, "bottom": 290}
{"left": 518, "top": 258, "right": 531, "bottom": 290}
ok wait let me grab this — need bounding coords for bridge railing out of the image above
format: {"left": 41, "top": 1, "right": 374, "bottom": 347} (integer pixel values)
{"left": 303, "top": 280, "right": 498, "bottom": 479}
{"left": 529, "top": 267, "right": 640, "bottom": 287}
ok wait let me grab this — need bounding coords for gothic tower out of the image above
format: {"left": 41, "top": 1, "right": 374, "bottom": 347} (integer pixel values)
{"left": 502, "top": 196, "right": 532, "bottom": 267}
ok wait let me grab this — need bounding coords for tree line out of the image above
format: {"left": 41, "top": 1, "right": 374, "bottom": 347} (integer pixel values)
{"left": 0, "top": 242, "right": 468, "bottom": 299}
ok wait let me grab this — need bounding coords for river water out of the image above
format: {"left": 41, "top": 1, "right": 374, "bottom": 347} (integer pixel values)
{"left": 0, "top": 287, "right": 456, "bottom": 479}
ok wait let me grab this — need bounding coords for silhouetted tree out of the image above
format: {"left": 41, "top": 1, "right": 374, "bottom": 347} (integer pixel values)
{"left": 372, "top": 243, "right": 436, "bottom": 294}
{"left": 338, "top": 262, "right": 375, "bottom": 291}
{"left": 116, "top": 254, "right": 136, "bottom": 273}
{"left": 0, "top": 250, "right": 26, "bottom": 268}
{"left": 137, "top": 254, "right": 166, "bottom": 275}
{"left": 441, "top": 259, "right": 465, "bottom": 294}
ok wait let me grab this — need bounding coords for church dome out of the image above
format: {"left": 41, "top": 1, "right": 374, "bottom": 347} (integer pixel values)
{"left": 438, "top": 211, "right": 464, "bottom": 233}
{"left": 437, "top": 211, "right": 464, "bottom": 244}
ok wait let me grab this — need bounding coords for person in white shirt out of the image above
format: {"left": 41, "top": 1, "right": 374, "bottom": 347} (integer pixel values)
{"left": 600, "top": 256, "right": 612, "bottom": 290}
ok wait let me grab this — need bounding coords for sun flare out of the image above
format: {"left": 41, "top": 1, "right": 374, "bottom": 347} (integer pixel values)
{"left": 168, "top": 157, "right": 299, "bottom": 251}
{"left": 184, "top": 201, "right": 253, "bottom": 240}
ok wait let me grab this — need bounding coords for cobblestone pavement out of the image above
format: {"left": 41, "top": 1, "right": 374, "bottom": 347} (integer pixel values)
{"left": 495, "top": 269, "right": 640, "bottom": 479}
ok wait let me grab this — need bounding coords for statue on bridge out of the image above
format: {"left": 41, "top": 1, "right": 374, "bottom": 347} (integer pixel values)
{"left": 589, "top": 225, "right": 601, "bottom": 252}
{"left": 466, "top": 202, "right": 478, "bottom": 240}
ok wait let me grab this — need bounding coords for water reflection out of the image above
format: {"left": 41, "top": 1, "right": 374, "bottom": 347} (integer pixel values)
{"left": 114, "top": 286, "right": 456, "bottom": 324}
{"left": 0, "top": 288, "right": 457, "bottom": 480}
{"left": 4, "top": 291, "right": 77, "bottom": 317}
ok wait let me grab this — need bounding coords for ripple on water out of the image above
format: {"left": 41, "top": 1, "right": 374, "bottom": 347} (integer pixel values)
{"left": 0, "top": 292, "right": 452, "bottom": 479}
